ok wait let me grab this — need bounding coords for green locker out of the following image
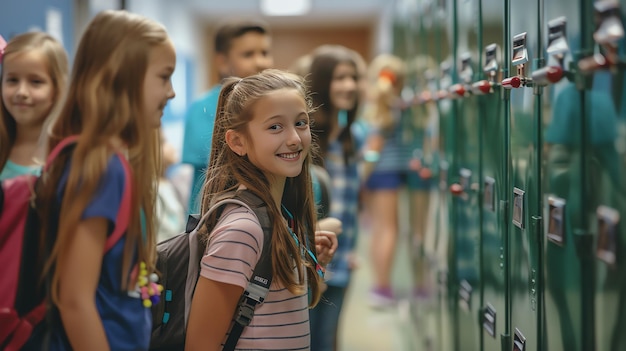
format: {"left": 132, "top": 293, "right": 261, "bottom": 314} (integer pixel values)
{"left": 477, "top": 2, "right": 508, "bottom": 351}
{"left": 538, "top": 2, "right": 591, "bottom": 350}
{"left": 448, "top": 1, "right": 482, "bottom": 350}
{"left": 581, "top": 1, "right": 626, "bottom": 350}
{"left": 409, "top": 1, "right": 449, "bottom": 349}
{"left": 433, "top": 0, "right": 457, "bottom": 348}
{"left": 504, "top": 0, "right": 544, "bottom": 349}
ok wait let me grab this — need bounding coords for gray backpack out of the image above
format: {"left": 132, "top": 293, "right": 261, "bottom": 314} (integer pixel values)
{"left": 150, "top": 190, "right": 273, "bottom": 351}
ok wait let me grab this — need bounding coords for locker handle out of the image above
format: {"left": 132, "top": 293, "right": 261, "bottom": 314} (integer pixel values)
{"left": 531, "top": 65, "right": 564, "bottom": 86}
{"left": 501, "top": 76, "right": 522, "bottom": 89}
{"left": 593, "top": 0, "right": 625, "bottom": 46}
{"left": 472, "top": 80, "right": 494, "bottom": 95}
{"left": 578, "top": 52, "right": 617, "bottom": 73}
{"left": 449, "top": 83, "right": 468, "bottom": 98}
{"left": 450, "top": 183, "right": 465, "bottom": 196}
{"left": 579, "top": 1, "right": 626, "bottom": 74}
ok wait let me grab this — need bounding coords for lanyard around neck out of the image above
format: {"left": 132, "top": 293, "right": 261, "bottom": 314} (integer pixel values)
{"left": 281, "top": 204, "right": 324, "bottom": 278}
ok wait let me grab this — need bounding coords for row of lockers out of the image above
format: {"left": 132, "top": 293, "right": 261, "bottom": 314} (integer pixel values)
{"left": 390, "top": 0, "right": 626, "bottom": 350}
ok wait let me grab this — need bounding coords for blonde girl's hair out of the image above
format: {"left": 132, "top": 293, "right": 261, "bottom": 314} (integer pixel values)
{"left": 0, "top": 31, "right": 69, "bottom": 170}
{"left": 408, "top": 55, "right": 438, "bottom": 130}
{"left": 39, "top": 10, "right": 169, "bottom": 303}
{"left": 200, "top": 69, "right": 322, "bottom": 307}
{"left": 365, "top": 53, "right": 406, "bottom": 131}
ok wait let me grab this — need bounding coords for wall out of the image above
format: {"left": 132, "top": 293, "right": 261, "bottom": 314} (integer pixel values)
{"left": 203, "top": 24, "right": 373, "bottom": 88}
{"left": 0, "top": 0, "right": 74, "bottom": 55}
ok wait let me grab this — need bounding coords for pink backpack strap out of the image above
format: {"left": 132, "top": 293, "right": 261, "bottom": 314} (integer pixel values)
{"left": 105, "top": 153, "right": 131, "bottom": 252}
{"left": 44, "top": 135, "right": 80, "bottom": 171}
{"left": 45, "top": 136, "right": 132, "bottom": 252}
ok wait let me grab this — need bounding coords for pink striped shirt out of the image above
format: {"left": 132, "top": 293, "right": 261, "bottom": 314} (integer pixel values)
{"left": 200, "top": 204, "right": 310, "bottom": 350}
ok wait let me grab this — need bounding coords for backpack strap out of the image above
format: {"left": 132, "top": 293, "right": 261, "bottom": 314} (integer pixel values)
{"left": 3, "top": 139, "right": 132, "bottom": 351}
{"left": 185, "top": 190, "right": 272, "bottom": 351}
{"left": 183, "top": 196, "right": 268, "bottom": 328}
{"left": 223, "top": 190, "right": 272, "bottom": 351}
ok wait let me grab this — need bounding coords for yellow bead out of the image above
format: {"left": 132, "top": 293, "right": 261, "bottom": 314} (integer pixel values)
{"left": 139, "top": 277, "right": 148, "bottom": 286}
{"left": 157, "top": 285, "right": 164, "bottom": 292}
{"left": 143, "top": 299, "right": 152, "bottom": 308}
{"left": 140, "top": 262, "right": 146, "bottom": 269}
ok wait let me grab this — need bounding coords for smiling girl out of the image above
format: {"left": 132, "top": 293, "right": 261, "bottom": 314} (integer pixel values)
{"left": 0, "top": 32, "right": 68, "bottom": 180}
{"left": 186, "top": 69, "right": 324, "bottom": 351}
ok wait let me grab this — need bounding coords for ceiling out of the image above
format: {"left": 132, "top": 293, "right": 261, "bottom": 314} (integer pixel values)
{"left": 184, "top": 0, "right": 390, "bottom": 27}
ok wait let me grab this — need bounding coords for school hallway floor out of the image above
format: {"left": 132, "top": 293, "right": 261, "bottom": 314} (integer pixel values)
{"left": 338, "top": 190, "right": 442, "bottom": 351}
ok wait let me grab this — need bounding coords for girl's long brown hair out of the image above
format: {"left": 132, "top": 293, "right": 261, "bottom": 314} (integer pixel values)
{"left": 200, "top": 69, "right": 322, "bottom": 307}
{"left": 0, "top": 32, "right": 69, "bottom": 170}
{"left": 307, "top": 45, "right": 361, "bottom": 165}
{"left": 39, "top": 10, "right": 167, "bottom": 303}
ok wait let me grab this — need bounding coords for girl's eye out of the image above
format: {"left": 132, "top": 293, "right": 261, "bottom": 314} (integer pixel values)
{"left": 296, "top": 119, "right": 309, "bottom": 128}
{"left": 269, "top": 124, "right": 282, "bottom": 131}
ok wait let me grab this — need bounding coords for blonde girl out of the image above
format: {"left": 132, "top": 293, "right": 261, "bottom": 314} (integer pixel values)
{"left": 0, "top": 32, "right": 68, "bottom": 180}
{"left": 362, "top": 54, "right": 412, "bottom": 307}
{"left": 186, "top": 69, "right": 323, "bottom": 351}
{"left": 36, "top": 10, "right": 175, "bottom": 350}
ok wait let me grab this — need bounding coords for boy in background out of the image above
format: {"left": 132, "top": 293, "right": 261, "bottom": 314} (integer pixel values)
{"left": 182, "top": 19, "right": 273, "bottom": 213}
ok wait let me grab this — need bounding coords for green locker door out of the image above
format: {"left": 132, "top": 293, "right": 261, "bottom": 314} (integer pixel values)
{"left": 434, "top": 1, "right": 457, "bottom": 350}
{"left": 478, "top": 2, "right": 508, "bottom": 350}
{"left": 506, "top": 0, "right": 544, "bottom": 349}
{"left": 411, "top": 1, "right": 449, "bottom": 349}
{"left": 538, "top": 2, "right": 590, "bottom": 350}
{"left": 584, "top": 1, "right": 626, "bottom": 350}
{"left": 450, "top": 1, "right": 482, "bottom": 350}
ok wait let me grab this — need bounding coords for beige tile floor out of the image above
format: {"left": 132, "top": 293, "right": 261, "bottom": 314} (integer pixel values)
{"left": 337, "top": 190, "right": 442, "bottom": 351}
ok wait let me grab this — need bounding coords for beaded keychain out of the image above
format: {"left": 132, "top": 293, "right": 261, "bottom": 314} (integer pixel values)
{"left": 129, "top": 262, "right": 164, "bottom": 308}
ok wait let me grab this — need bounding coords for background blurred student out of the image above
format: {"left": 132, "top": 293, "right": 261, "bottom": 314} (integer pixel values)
{"left": 0, "top": 31, "right": 68, "bottom": 180}
{"left": 362, "top": 54, "right": 415, "bottom": 308}
{"left": 181, "top": 18, "right": 273, "bottom": 213}
{"left": 306, "top": 44, "right": 363, "bottom": 351}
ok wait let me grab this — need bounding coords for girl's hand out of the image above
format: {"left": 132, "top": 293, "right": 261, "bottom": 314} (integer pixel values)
{"left": 315, "top": 230, "right": 338, "bottom": 267}
{"left": 316, "top": 217, "right": 342, "bottom": 235}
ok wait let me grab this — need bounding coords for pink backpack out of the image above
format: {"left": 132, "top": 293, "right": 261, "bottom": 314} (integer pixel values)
{"left": 0, "top": 136, "right": 132, "bottom": 350}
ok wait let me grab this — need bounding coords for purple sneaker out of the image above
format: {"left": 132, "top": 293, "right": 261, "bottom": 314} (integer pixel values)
{"left": 369, "top": 286, "right": 396, "bottom": 309}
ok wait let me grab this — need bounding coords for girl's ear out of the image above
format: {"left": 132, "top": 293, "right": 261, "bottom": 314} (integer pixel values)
{"left": 225, "top": 129, "right": 246, "bottom": 157}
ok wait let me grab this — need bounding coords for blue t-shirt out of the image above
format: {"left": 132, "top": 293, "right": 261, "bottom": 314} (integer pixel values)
{"left": 182, "top": 85, "right": 222, "bottom": 213}
{"left": 49, "top": 154, "right": 150, "bottom": 351}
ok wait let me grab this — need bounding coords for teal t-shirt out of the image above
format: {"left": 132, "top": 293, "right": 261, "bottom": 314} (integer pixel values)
{"left": 181, "top": 85, "right": 222, "bottom": 213}
{"left": 0, "top": 160, "right": 41, "bottom": 181}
